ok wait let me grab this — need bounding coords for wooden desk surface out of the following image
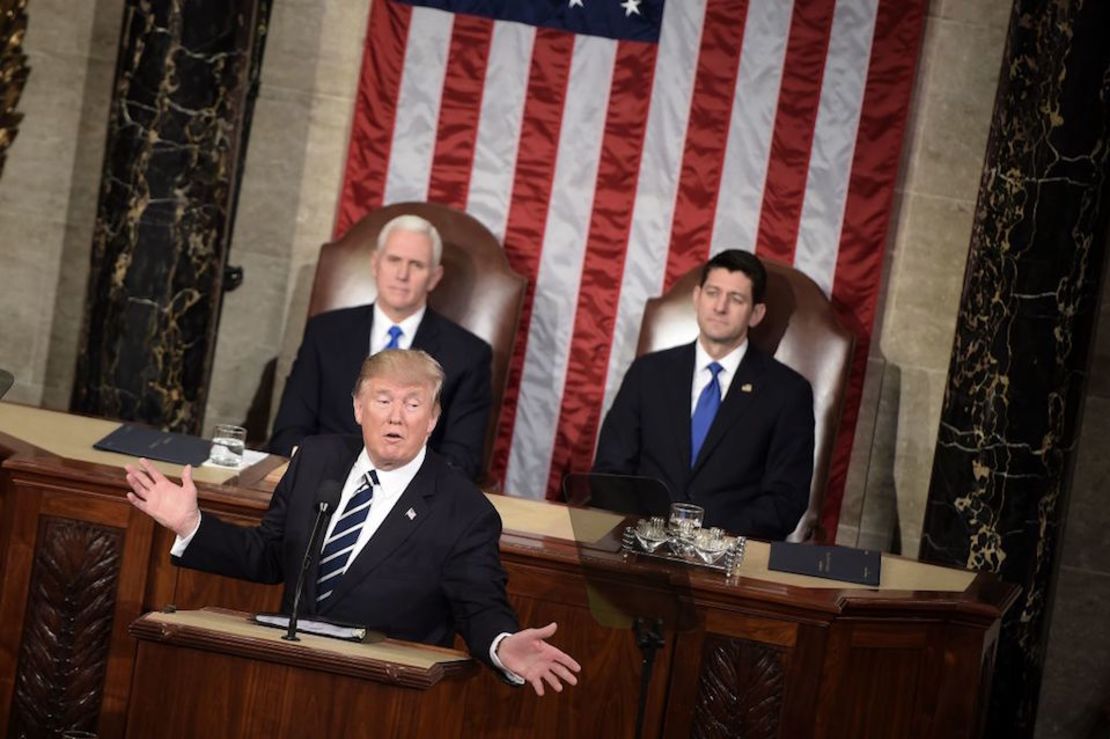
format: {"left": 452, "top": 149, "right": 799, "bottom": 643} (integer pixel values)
{"left": 1, "top": 401, "right": 979, "bottom": 596}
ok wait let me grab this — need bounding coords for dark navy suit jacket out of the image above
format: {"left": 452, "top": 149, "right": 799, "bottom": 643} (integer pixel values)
{"left": 268, "top": 305, "right": 491, "bottom": 480}
{"left": 593, "top": 342, "right": 814, "bottom": 540}
{"left": 176, "top": 435, "right": 518, "bottom": 665}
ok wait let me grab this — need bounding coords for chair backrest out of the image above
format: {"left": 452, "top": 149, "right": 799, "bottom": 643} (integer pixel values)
{"left": 307, "top": 202, "right": 527, "bottom": 480}
{"left": 636, "top": 258, "right": 854, "bottom": 542}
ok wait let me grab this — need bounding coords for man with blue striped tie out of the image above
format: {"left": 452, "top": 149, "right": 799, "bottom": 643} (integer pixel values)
{"left": 593, "top": 250, "right": 815, "bottom": 541}
{"left": 125, "top": 349, "right": 579, "bottom": 696}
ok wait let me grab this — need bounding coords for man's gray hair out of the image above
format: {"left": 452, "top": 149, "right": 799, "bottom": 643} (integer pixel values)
{"left": 377, "top": 214, "right": 443, "bottom": 266}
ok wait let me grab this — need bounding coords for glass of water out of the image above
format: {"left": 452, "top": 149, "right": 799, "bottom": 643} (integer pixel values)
{"left": 209, "top": 424, "right": 246, "bottom": 467}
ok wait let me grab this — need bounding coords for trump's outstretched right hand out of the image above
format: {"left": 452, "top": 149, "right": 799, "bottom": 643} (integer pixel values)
{"left": 125, "top": 458, "right": 201, "bottom": 537}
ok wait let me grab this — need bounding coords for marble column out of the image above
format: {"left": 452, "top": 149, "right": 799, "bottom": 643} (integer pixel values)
{"left": 0, "top": 0, "right": 31, "bottom": 178}
{"left": 919, "top": 1, "right": 1110, "bottom": 737}
{"left": 71, "top": 0, "right": 271, "bottom": 434}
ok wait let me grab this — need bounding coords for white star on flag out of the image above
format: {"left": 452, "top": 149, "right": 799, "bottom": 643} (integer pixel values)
{"left": 620, "top": 0, "right": 641, "bottom": 16}
{"left": 568, "top": 0, "right": 584, "bottom": 7}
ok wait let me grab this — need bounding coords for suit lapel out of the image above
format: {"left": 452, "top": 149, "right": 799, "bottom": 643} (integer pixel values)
{"left": 664, "top": 345, "right": 696, "bottom": 492}
{"left": 412, "top": 308, "right": 442, "bottom": 357}
{"left": 691, "top": 345, "right": 767, "bottom": 475}
{"left": 319, "top": 456, "right": 437, "bottom": 611}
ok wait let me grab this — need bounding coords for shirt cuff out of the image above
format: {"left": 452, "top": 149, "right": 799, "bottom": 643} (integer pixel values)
{"left": 169, "top": 514, "right": 203, "bottom": 557}
{"left": 489, "top": 632, "right": 526, "bottom": 685}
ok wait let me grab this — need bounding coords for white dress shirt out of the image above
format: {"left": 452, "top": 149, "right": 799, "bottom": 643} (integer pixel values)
{"left": 690, "top": 338, "right": 748, "bottom": 415}
{"left": 370, "top": 303, "right": 424, "bottom": 354}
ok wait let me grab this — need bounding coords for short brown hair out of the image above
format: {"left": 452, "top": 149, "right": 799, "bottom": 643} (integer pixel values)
{"left": 699, "top": 249, "right": 767, "bottom": 303}
{"left": 352, "top": 349, "right": 445, "bottom": 408}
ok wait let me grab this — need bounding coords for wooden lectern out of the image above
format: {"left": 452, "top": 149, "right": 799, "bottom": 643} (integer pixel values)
{"left": 126, "top": 608, "right": 475, "bottom": 738}
{"left": 0, "top": 404, "right": 1018, "bottom": 739}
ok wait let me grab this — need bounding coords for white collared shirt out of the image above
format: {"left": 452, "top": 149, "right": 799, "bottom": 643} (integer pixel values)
{"left": 690, "top": 338, "right": 747, "bottom": 415}
{"left": 370, "top": 303, "right": 425, "bottom": 354}
{"left": 319, "top": 446, "right": 424, "bottom": 577}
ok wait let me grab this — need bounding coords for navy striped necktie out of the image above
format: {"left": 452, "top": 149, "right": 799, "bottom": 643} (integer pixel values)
{"left": 316, "top": 469, "right": 378, "bottom": 603}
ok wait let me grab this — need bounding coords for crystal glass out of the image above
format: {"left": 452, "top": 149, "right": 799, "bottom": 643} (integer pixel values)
{"left": 209, "top": 423, "right": 246, "bottom": 467}
{"left": 667, "top": 503, "right": 704, "bottom": 537}
{"left": 668, "top": 503, "right": 704, "bottom": 556}
{"left": 692, "top": 527, "right": 731, "bottom": 564}
{"left": 634, "top": 516, "right": 670, "bottom": 553}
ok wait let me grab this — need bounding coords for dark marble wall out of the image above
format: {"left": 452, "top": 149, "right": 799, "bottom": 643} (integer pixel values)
{"left": 920, "top": 1, "right": 1110, "bottom": 736}
{"left": 71, "top": 0, "right": 271, "bottom": 434}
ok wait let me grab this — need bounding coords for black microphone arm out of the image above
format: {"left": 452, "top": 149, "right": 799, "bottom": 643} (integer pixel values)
{"left": 284, "top": 480, "right": 343, "bottom": 642}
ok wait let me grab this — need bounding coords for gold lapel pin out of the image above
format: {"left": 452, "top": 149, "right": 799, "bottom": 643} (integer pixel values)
{"left": 741, "top": 383, "right": 753, "bottom": 393}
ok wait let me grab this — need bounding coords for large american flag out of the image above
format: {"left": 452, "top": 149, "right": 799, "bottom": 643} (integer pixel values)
{"left": 334, "top": 0, "right": 925, "bottom": 536}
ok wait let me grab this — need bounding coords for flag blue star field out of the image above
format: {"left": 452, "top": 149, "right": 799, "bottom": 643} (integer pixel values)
{"left": 335, "top": 0, "right": 927, "bottom": 535}
{"left": 402, "top": 0, "right": 664, "bottom": 42}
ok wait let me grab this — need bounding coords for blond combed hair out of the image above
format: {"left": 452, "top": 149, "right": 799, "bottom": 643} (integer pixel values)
{"left": 353, "top": 349, "right": 445, "bottom": 409}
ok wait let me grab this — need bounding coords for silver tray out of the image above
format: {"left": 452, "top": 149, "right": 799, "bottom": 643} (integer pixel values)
{"left": 620, "top": 524, "right": 746, "bottom": 577}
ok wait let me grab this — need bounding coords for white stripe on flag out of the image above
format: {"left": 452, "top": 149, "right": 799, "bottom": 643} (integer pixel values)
{"left": 505, "top": 34, "right": 617, "bottom": 496}
{"left": 382, "top": 7, "right": 453, "bottom": 205}
{"left": 794, "top": 0, "right": 877, "bottom": 294}
{"left": 710, "top": 0, "right": 795, "bottom": 257}
{"left": 467, "top": 20, "right": 535, "bottom": 243}
{"left": 600, "top": 0, "right": 707, "bottom": 425}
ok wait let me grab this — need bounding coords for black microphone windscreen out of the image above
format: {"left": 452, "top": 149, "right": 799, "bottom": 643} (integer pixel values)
{"left": 315, "top": 480, "right": 343, "bottom": 512}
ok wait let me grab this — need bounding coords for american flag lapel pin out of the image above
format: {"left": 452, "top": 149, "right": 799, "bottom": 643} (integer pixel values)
{"left": 741, "top": 383, "right": 753, "bottom": 393}
{"left": 406, "top": 507, "right": 417, "bottom": 520}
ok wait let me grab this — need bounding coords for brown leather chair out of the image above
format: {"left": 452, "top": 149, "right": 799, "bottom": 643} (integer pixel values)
{"left": 306, "top": 202, "right": 527, "bottom": 481}
{"left": 636, "top": 258, "right": 854, "bottom": 542}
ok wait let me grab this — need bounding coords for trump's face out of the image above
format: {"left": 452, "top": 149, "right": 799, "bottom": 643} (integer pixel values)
{"left": 352, "top": 374, "right": 440, "bottom": 471}
{"left": 693, "top": 267, "right": 766, "bottom": 357}
{"left": 371, "top": 228, "right": 444, "bottom": 322}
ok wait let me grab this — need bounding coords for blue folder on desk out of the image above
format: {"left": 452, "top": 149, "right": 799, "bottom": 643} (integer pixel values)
{"left": 93, "top": 423, "right": 212, "bottom": 466}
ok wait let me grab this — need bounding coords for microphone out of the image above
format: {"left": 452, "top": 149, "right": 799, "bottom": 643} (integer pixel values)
{"left": 283, "top": 480, "right": 343, "bottom": 641}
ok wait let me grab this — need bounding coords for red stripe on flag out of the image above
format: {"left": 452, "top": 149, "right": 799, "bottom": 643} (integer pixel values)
{"left": 753, "top": 0, "right": 836, "bottom": 264}
{"left": 546, "top": 41, "right": 659, "bottom": 498}
{"left": 334, "top": 0, "right": 413, "bottom": 237}
{"left": 663, "top": 0, "right": 751, "bottom": 290}
{"left": 488, "top": 29, "right": 576, "bottom": 488}
{"left": 821, "top": 0, "right": 926, "bottom": 538}
{"left": 427, "top": 15, "right": 493, "bottom": 209}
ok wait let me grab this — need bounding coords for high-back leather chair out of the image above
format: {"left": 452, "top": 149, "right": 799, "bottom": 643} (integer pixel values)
{"left": 307, "top": 202, "right": 527, "bottom": 481}
{"left": 636, "top": 258, "right": 854, "bottom": 542}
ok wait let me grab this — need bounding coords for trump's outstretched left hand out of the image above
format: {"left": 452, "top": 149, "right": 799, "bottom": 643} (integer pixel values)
{"left": 497, "top": 622, "right": 580, "bottom": 696}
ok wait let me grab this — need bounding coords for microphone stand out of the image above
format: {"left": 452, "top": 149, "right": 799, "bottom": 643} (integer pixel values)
{"left": 283, "top": 500, "right": 334, "bottom": 642}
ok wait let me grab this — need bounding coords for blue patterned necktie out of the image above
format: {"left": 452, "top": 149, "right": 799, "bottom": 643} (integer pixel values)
{"left": 690, "top": 362, "right": 724, "bottom": 466}
{"left": 385, "top": 325, "right": 403, "bottom": 349}
{"left": 316, "top": 470, "right": 378, "bottom": 603}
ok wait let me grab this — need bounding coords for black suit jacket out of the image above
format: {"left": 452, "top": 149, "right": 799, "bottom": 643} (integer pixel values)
{"left": 176, "top": 435, "right": 519, "bottom": 664}
{"left": 593, "top": 342, "right": 814, "bottom": 540}
{"left": 268, "top": 305, "right": 492, "bottom": 480}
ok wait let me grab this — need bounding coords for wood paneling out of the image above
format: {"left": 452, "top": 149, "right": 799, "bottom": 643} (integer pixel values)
{"left": 0, "top": 448, "right": 1017, "bottom": 739}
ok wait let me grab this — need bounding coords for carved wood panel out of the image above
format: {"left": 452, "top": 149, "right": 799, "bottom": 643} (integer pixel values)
{"left": 7, "top": 516, "right": 122, "bottom": 739}
{"left": 691, "top": 635, "right": 786, "bottom": 739}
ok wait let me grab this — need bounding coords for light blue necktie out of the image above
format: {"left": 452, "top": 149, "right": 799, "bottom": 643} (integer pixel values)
{"left": 690, "top": 362, "right": 724, "bottom": 466}
{"left": 385, "top": 325, "right": 403, "bottom": 349}
{"left": 316, "top": 470, "right": 378, "bottom": 603}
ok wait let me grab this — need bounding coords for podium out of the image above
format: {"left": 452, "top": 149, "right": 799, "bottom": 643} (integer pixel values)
{"left": 125, "top": 609, "right": 475, "bottom": 738}
{"left": 0, "top": 403, "right": 1018, "bottom": 739}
